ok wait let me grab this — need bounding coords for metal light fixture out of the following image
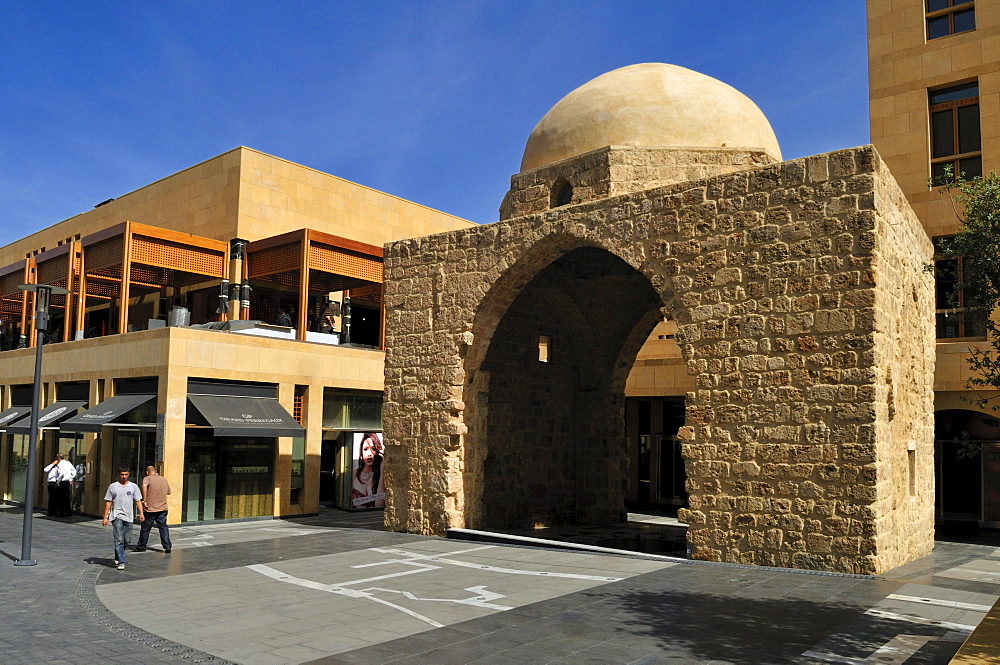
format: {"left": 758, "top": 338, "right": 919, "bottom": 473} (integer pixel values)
{"left": 14, "top": 283, "right": 69, "bottom": 567}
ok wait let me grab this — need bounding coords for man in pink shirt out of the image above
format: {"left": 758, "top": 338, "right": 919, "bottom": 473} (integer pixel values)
{"left": 135, "top": 465, "right": 172, "bottom": 553}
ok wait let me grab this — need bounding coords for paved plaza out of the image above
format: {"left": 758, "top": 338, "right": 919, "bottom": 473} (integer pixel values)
{"left": 1, "top": 506, "right": 999, "bottom": 664}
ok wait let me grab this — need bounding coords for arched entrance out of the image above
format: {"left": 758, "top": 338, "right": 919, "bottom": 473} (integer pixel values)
{"left": 466, "top": 246, "right": 664, "bottom": 530}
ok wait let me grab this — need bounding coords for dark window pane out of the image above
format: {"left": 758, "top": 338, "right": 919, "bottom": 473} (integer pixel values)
{"left": 932, "top": 161, "right": 953, "bottom": 183}
{"left": 937, "top": 313, "right": 960, "bottom": 338}
{"left": 928, "top": 15, "right": 951, "bottom": 38}
{"left": 931, "top": 82, "right": 979, "bottom": 105}
{"left": 954, "top": 0, "right": 974, "bottom": 5}
{"left": 964, "top": 311, "right": 988, "bottom": 337}
{"left": 954, "top": 8, "right": 976, "bottom": 32}
{"left": 927, "top": 0, "right": 950, "bottom": 10}
{"left": 932, "top": 110, "right": 955, "bottom": 158}
{"left": 960, "top": 156, "right": 982, "bottom": 179}
{"left": 957, "top": 103, "right": 981, "bottom": 152}
{"left": 936, "top": 258, "right": 960, "bottom": 307}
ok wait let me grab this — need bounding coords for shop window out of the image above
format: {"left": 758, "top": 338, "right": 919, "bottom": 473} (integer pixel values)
{"left": 322, "top": 390, "right": 382, "bottom": 430}
{"left": 930, "top": 81, "right": 981, "bottom": 183}
{"left": 926, "top": 0, "right": 975, "bottom": 39}
{"left": 934, "top": 236, "right": 987, "bottom": 339}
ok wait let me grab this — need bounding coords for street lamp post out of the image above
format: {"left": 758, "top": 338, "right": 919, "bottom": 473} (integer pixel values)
{"left": 15, "top": 283, "right": 69, "bottom": 567}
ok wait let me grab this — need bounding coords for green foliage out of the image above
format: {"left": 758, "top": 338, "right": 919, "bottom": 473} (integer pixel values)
{"left": 934, "top": 167, "right": 1000, "bottom": 413}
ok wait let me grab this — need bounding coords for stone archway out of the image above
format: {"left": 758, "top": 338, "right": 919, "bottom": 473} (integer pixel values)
{"left": 383, "top": 146, "right": 936, "bottom": 574}
{"left": 464, "top": 244, "right": 665, "bottom": 531}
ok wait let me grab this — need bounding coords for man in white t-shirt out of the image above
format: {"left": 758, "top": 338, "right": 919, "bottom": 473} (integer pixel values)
{"left": 102, "top": 468, "right": 144, "bottom": 570}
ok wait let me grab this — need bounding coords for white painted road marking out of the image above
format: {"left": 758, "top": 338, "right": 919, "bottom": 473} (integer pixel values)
{"left": 885, "top": 593, "right": 993, "bottom": 612}
{"left": 248, "top": 563, "right": 446, "bottom": 628}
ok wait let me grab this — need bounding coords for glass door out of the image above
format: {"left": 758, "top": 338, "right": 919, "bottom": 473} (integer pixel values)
{"left": 7, "top": 434, "right": 29, "bottom": 503}
{"left": 655, "top": 435, "right": 687, "bottom": 505}
{"left": 112, "top": 428, "right": 156, "bottom": 483}
{"left": 57, "top": 432, "right": 86, "bottom": 513}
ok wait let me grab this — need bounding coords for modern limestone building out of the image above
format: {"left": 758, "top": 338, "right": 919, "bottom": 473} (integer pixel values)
{"left": 382, "top": 63, "right": 937, "bottom": 574}
{"left": 868, "top": 0, "right": 1000, "bottom": 527}
{"left": 0, "top": 146, "right": 475, "bottom": 524}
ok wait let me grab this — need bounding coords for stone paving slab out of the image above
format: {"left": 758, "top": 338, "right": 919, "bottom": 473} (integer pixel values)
{"left": 98, "top": 539, "right": 674, "bottom": 665}
{"left": 4, "top": 506, "right": 1000, "bottom": 664}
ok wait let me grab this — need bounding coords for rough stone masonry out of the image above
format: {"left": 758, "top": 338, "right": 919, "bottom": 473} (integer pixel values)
{"left": 382, "top": 145, "right": 935, "bottom": 575}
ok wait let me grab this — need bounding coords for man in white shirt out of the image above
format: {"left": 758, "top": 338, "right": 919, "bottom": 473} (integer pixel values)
{"left": 43, "top": 453, "right": 76, "bottom": 517}
{"left": 102, "top": 468, "right": 144, "bottom": 570}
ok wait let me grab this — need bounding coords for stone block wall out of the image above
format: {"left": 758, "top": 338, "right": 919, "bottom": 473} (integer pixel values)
{"left": 500, "top": 145, "right": 775, "bottom": 221}
{"left": 383, "top": 145, "right": 935, "bottom": 574}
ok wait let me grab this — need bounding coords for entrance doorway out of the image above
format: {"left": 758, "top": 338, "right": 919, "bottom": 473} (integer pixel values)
{"left": 319, "top": 433, "right": 347, "bottom": 508}
{"left": 182, "top": 431, "right": 275, "bottom": 522}
{"left": 935, "top": 409, "right": 1000, "bottom": 527}
{"left": 626, "top": 397, "right": 687, "bottom": 511}
{"left": 112, "top": 428, "right": 156, "bottom": 481}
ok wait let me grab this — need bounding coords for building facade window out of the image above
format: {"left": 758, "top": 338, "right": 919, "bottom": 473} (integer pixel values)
{"left": 934, "top": 236, "right": 987, "bottom": 340}
{"left": 930, "top": 81, "right": 981, "bottom": 183}
{"left": 926, "top": 0, "right": 975, "bottom": 39}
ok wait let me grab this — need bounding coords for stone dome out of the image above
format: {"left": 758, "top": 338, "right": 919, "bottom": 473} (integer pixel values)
{"left": 520, "top": 63, "right": 781, "bottom": 172}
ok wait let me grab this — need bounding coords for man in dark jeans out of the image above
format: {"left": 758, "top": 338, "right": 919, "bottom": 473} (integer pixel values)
{"left": 135, "top": 465, "right": 172, "bottom": 553}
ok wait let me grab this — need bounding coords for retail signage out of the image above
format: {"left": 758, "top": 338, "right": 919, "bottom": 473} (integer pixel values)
{"left": 61, "top": 394, "right": 156, "bottom": 432}
{"left": 351, "top": 432, "right": 385, "bottom": 509}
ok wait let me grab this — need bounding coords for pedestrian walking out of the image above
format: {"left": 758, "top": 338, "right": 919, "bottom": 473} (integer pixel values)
{"left": 102, "top": 468, "right": 144, "bottom": 570}
{"left": 135, "top": 465, "right": 172, "bottom": 553}
{"left": 43, "top": 453, "right": 76, "bottom": 517}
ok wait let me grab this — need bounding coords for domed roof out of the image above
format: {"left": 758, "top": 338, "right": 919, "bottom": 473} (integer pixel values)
{"left": 520, "top": 63, "right": 781, "bottom": 172}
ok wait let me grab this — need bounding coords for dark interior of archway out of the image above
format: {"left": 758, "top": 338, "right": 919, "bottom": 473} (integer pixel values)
{"left": 479, "top": 246, "right": 663, "bottom": 529}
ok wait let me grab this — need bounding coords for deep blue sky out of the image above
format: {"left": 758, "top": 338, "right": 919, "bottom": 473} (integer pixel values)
{"left": 0, "top": 2, "right": 869, "bottom": 247}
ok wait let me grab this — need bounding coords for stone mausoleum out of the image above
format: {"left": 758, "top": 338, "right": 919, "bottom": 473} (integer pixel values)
{"left": 382, "top": 63, "right": 936, "bottom": 574}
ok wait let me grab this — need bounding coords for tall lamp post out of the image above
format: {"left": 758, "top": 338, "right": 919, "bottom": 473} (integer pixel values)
{"left": 15, "top": 283, "right": 69, "bottom": 567}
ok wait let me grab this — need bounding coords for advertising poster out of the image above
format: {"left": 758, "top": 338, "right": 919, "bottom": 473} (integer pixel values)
{"left": 351, "top": 432, "right": 385, "bottom": 509}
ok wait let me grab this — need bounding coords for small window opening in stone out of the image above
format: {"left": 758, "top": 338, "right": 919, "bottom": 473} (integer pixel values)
{"left": 550, "top": 180, "right": 573, "bottom": 208}
{"left": 908, "top": 445, "right": 916, "bottom": 496}
{"left": 538, "top": 334, "right": 551, "bottom": 362}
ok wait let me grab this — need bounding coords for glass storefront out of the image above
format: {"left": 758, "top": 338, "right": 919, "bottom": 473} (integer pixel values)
{"left": 321, "top": 390, "right": 383, "bottom": 511}
{"left": 182, "top": 431, "right": 274, "bottom": 522}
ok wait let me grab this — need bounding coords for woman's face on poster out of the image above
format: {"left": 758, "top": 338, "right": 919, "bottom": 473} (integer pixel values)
{"left": 361, "top": 438, "right": 377, "bottom": 465}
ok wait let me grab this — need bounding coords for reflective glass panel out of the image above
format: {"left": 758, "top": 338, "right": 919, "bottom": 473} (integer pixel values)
{"left": 928, "top": 15, "right": 951, "bottom": 38}
{"left": 954, "top": 8, "right": 976, "bottom": 32}
{"left": 957, "top": 104, "right": 981, "bottom": 153}
{"left": 930, "top": 82, "right": 978, "bottom": 105}
{"left": 960, "top": 156, "right": 982, "bottom": 179}
{"left": 931, "top": 110, "right": 955, "bottom": 158}
{"left": 937, "top": 313, "right": 961, "bottom": 338}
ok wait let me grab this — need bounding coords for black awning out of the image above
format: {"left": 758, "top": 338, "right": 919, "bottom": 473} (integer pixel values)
{"left": 60, "top": 394, "right": 156, "bottom": 433}
{"left": 187, "top": 394, "right": 305, "bottom": 437}
{"left": 0, "top": 406, "right": 32, "bottom": 431}
{"left": 6, "top": 401, "right": 87, "bottom": 434}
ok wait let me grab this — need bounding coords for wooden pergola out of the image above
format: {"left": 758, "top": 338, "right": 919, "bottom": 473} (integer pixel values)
{"left": 0, "top": 259, "right": 32, "bottom": 347}
{"left": 246, "top": 229, "right": 384, "bottom": 345}
{"left": 76, "top": 221, "right": 228, "bottom": 336}
{"left": 34, "top": 243, "right": 82, "bottom": 342}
